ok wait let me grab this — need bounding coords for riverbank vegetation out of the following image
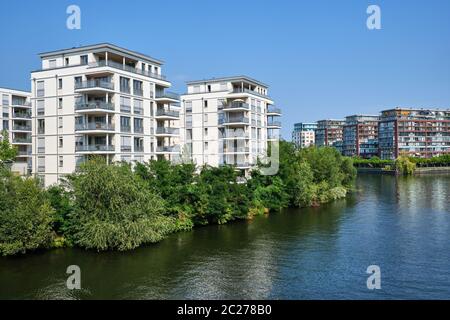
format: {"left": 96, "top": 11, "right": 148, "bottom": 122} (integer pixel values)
{"left": 353, "top": 154, "right": 450, "bottom": 175}
{"left": 0, "top": 141, "right": 356, "bottom": 256}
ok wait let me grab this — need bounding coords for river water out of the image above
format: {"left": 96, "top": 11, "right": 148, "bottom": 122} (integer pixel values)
{"left": 0, "top": 174, "right": 449, "bottom": 299}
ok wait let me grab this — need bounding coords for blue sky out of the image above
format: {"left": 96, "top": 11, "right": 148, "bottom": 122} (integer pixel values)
{"left": 1, "top": 0, "right": 450, "bottom": 139}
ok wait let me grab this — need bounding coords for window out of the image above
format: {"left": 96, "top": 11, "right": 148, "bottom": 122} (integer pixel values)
{"left": 2, "top": 120, "right": 9, "bottom": 130}
{"left": 37, "top": 137, "right": 45, "bottom": 153}
{"left": 141, "top": 63, "right": 146, "bottom": 71}
{"left": 59, "top": 156, "right": 64, "bottom": 167}
{"left": 58, "top": 117, "right": 63, "bottom": 128}
{"left": 58, "top": 98, "right": 63, "bottom": 109}
{"left": 2, "top": 94, "right": 9, "bottom": 105}
{"left": 80, "top": 55, "right": 88, "bottom": 65}
{"left": 2, "top": 107, "right": 8, "bottom": 118}
{"left": 186, "top": 129, "right": 193, "bottom": 140}
{"left": 59, "top": 136, "right": 63, "bottom": 148}
{"left": 204, "top": 100, "right": 208, "bottom": 108}
{"left": 120, "top": 96, "right": 131, "bottom": 113}
{"left": 37, "top": 119, "right": 45, "bottom": 134}
{"left": 134, "top": 118, "right": 143, "bottom": 133}
{"left": 121, "top": 136, "right": 132, "bottom": 152}
{"left": 65, "top": 57, "right": 69, "bottom": 66}
{"left": 204, "top": 128, "right": 208, "bottom": 137}
{"left": 134, "top": 137, "right": 144, "bottom": 152}
{"left": 133, "top": 80, "right": 143, "bottom": 96}
{"left": 207, "top": 85, "right": 211, "bottom": 92}
{"left": 58, "top": 78, "right": 63, "bottom": 89}
{"left": 49, "top": 59, "right": 56, "bottom": 68}
{"left": 185, "top": 101, "right": 192, "bottom": 112}
{"left": 36, "top": 81, "right": 45, "bottom": 97}
{"left": 120, "top": 77, "right": 130, "bottom": 93}
{"left": 204, "top": 114, "right": 208, "bottom": 123}
{"left": 154, "top": 66, "right": 159, "bottom": 74}
{"left": 204, "top": 142, "right": 208, "bottom": 151}
{"left": 37, "top": 100, "right": 45, "bottom": 115}
{"left": 74, "top": 76, "right": 82, "bottom": 86}
{"left": 134, "top": 99, "right": 143, "bottom": 114}
{"left": 121, "top": 116, "right": 131, "bottom": 132}
{"left": 37, "top": 156, "right": 45, "bottom": 172}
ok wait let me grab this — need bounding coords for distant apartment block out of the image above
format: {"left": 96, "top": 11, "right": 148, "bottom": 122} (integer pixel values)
{"left": 31, "top": 43, "right": 180, "bottom": 186}
{"left": 342, "top": 115, "right": 379, "bottom": 158}
{"left": 0, "top": 87, "right": 32, "bottom": 175}
{"left": 315, "top": 119, "right": 344, "bottom": 147}
{"left": 180, "top": 76, "right": 281, "bottom": 175}
{"left": 292, "top": 122, "right": 317, "bottom": 148}
{"left": 379, "top": 108, "right": 450, "bottom": 160}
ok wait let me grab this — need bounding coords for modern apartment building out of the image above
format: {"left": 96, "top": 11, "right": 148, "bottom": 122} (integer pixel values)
{"left": 0, "top": 87, "right": 32, "bottom": 175}
{"left": 315, "top": 119, "right": 344, "bottom": 147}
{"left": 30, "top": 43, "right": 180, "bottom": 186}
{"left": 379, "top": 108, "right": 450, "bottom": 159}
{"left": 342, "top": 115, "right": 379, "bottom": 158}
{"left": 180, "top": 76, "right": 281, "bottom": 174}
{"left": 292, "top": 122, "right": 317, "bottom": 148}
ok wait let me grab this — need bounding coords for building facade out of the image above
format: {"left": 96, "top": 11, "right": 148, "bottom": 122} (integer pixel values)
{"left": 342, "top": 115, "right": 379, "bottom": 158}
{"left": 0, "top": 88, "right": 32, "bottom": 175}
{"left": 292, "top": 122, "right": 317, "bottom": 148}
{"left": 180, "top": 76, "right": 281, "bottom": 175}
{"left": 379, "top": 108, "right": 450, "bottom": 159}
{"left": 315, "top": 119, "right": 344, "bottom": 147}
{"left": 30, "top": 43, "right": 180, "bottom": 186}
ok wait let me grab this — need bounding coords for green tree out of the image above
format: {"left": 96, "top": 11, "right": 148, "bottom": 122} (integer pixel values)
{"left": 65, "top": 158, "right": 175, "bottom": 251}
{"left": 0, "top": 130, "right": 17, "bottom": 164}
{"left": 0, "top": 168, "right": 55, "bottom": 256}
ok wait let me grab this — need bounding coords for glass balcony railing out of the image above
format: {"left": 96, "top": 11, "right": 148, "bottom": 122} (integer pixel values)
{"left": 155, "top": 91, "right": 180, "bottom": 101}
{"left": 267, "top": 106, "right": 282, "bottom": 114}
{"left": 120, "top": 105, "right": 131, "bottom": 113}
{"left": 156, "top": 145, "right": 180, "bottom": 153}
{"left": 219, "top": 117, "right": 249, "bottom": 125}
{"left": 89, "top": 60, "right": 167, "bottom": 81}
{"left": 222, "top": 131, "right": 249, "bottom": 138}
{"left": 75, "top": 123, "right": 115, "bottom": 131}
{"left": 13, "top": 137, "right": 32, "bottom": 143}
{"left": 12, "top": 112, "right": 31, "bottom": 119}
{"left": 267, "top": 121, "right": 282, "bottom": 127}
{"left": 75, "top": 80, "right": 114, "bottom": 90}
{"left": 156, "top": 109, "right": 180, "bottom": 118}
{"left": 223, "top": 102, "right": 250, "bottom": 110}
{"left": 76, "top": 145, "right": 115, "bottom": 152}
{"left": 13, "top": 124, "right": 31, "bottom": 131}
{"left": 156, "top": 127, "right": 180, "bottom": 135}
{"left": 75, "top": 102, "right": 114, "bottom": 111}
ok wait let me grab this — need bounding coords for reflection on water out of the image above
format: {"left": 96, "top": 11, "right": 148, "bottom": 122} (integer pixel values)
{"left": 0, "top": 175, "right": 449, "bottom": 299}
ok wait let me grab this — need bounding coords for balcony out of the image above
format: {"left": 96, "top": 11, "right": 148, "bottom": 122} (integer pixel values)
{"left": 121, "top": 125, "right": 131, "bottom": 133}
{"left": 223, "top": 102, "right": 250, "bottom": 111}
{"left": 267, "top": 106, "right": 282, "bottom": 115}
{"left": 222, "top": 130, "right": 249, "bottom": 139}
{"left": 155, "top": 145, "right": 180, "bottom": 153}
{"left": 75, "top": 79, "right": 114, "bottom": 92}
{"left": 75, "top": 102, "right": 115, "bottom": 112}
{"left": 134, "top": 127, "right": 144, "bottom": 134}
{"left": 267, "top": 120, "right": 282, "bottom": 128}
{"left": 222, "top": 147, "right": 250, "bottom": 154}
{"left": 88, "top": 60, "right": 167, "bottom": 81}
{"left": 13, "top": 137, "right": 32, "bottom": 144}
{"left": 13, "top": 124, "right": 31, "bottom": 131}
{"left": 231, "top": 88, "right": 269, "bottom": 99}
{"left": 219, "top": 117, "right": 250, "bottom": 126}
{"left": 134, "top": 88, "right": 143, "bottom": 97}
{"left": 12, "top": 111, "right": 31, "bottom": 119}
{"left": 121, "top": 145, "right": 132, "bottom": 152}
{"left": 155, "top": 127, "right": 180, "bottom": 136}
{"left": 75, "top": 122, "right": 115, "bottom": 132}
{"left": 155, "top": 109, "right": 180, "bottom": 119}
{"left": 155, "top": 91, "right": 180, "bottom": 102}
{"left": 75, "top": 145, "right": 115, "bottom": 152}
{"left": 11, "top": 101, "right": 31, "bottom": 107}
{"left": 17, "top": 150, "right": 32, "bottom": 156}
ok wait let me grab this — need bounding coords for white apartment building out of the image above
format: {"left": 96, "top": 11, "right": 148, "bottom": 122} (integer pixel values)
{"left": 0, "top": 87, "right": 32, "bottom": 175}
{"left": 292, "top": 122, "right": 317, "bottom": 148}
{"left": 31, "top": 43, "right": 180, "bottom": 186}
{"left": 180, "top": 76, "right": 281, "bottom": 175}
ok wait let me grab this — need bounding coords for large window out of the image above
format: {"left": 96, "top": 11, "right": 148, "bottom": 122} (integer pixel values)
{"left": 134, "top": 118, "right": 143, "bottom": 133}
{"left": 36, "top": 81, "right": 45, "bottom": 97}
{"left": 80, "top": 55, "right": 88, "bottom": 65}
{"left": 120, "top": 77, "right": 130, "bottom": 93}
{"left": 120, "top": 96, "right": 131, "bottom": 113}
{"left": 37, "top": 119, "right": 45, "bottom": 134}
{"left": 120, "top": 116, "right": 131, "bottom": 132}
{"left": 121, "top": 136, "right": 131, "bottom": 152}
{"left": 2, "top": 94, "right": 9, "bottom": 105}
{"left": 133, "top": 80, "right": 143, "bottom": 96}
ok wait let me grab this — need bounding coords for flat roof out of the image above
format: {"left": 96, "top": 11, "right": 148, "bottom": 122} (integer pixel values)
{"left": 380, "top": 107, "right": 450, "bottom": 112}
{"left": 0, "top": 86, "right": 31, "bottom": 95}
{"left": 186, "top": 75, "right": 269, "bottom": 88}
{"left": 38, "top": 43, "right": 164, "bottom": 65}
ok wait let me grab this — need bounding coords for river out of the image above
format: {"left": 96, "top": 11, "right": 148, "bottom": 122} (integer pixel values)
{"left": 0, "top": 174, "right": 449, "bottom": 299}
